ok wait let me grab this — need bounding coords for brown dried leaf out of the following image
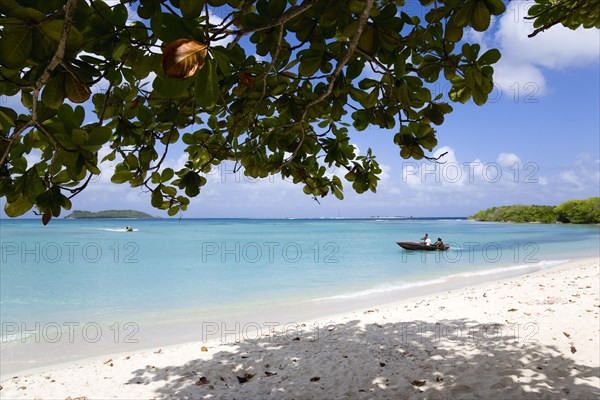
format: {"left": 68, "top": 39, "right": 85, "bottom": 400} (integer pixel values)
{"left": 65, "top": 74, "right": 91, "bottom": 103}
{"left": 280, "top": 71, "right": 297, "bottom": 79}
{"left": 569, "top": 342, "right": 577, "bottom": 354}
{"left": 240, "top": 72, "right": 255, "bottom": 89}
{"left": 507, "top": 308, "right": 517, "bottom": 312}
{"left": 162, "top": 39, "right": 208, "bottom": 79}
{"left": 411, "top": 380, "right": 426, "bottom": 387}
{"left": 563, "top": 331, "right": 571, "bottom": 338}
{"left": 201, "top": 346, "right": 208, "bottom": 352}
{"left": 103, "top": 358, "right": 112, "bottom": 365}
{"left": 42, "top": 210, "right": 52, "bottom": 225}
{"left": 195, "top": 376, "right": 209, "bottom": 385}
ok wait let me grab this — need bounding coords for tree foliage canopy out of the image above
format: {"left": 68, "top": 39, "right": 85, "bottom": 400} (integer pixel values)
{"left": 470, "top": 198, "right": 600, "bottom": 224}
{"left": 526, "top": 0, "right": 600, "bottom": 37}
{"left": 0, "top": 0, "right": 592, "bottom": 223}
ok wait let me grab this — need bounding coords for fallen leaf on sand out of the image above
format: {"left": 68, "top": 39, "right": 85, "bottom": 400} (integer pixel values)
{"left": 154, "top": 349, "right": 162, "bottom": 354}
{"left": 125, "top": 355, "right": 131, "bottom": 360}
{"left": 195, "top": 377, "right": 209, "bottom": 385}
{"left": 411, "top": 380, "right": 426, "bottom": 387}
{"left": 201, "top": 346, "right": 208, "bottom": 352}
{"left": 103, "top": 359, "right": 112, "bottom": 365}
{"left": 508, "top": 308, "right": 517, "bottom": 312}
{"left": 563, "top": 332, "right": 571, "bottom": 338}
{"left": 237, "top": 372, "right": 255, "bottom": 384}
{"left": 265, "top": 371, "right": 277, "bottom": 377}
{"left": 569, "top": 342, "right": 577, "bottom": 354}
{"left": 17, "top": 386, "right": 26, "bottom": 390}
{"left": 310, "top": 376, "right": 321, "bottom": 382}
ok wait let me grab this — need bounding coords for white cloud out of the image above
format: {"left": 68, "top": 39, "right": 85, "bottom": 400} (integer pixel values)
{"left": 380, "top": 148, "right": 599, "bottom": 215}
{"left": 479, "top": 0, "right": 600, "bottom": 94}
{"left": 496, "top": 152, "right": 521, "bottom": 167}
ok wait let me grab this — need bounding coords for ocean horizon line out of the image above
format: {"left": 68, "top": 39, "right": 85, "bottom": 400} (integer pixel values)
{"left": 2, "top": 216, "right": 470, "bottom": 221}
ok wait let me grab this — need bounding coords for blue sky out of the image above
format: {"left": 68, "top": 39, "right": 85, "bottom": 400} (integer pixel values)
{"left": 2, "top": 0, "right": 599, "bottom": 219}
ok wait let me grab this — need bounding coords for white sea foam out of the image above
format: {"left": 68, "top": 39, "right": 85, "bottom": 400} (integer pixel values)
{"left": 1, "top": 332, "right": 33, "bottom": 343}
{"left": 311, "top": 259, "right": 569, "bottom": 302}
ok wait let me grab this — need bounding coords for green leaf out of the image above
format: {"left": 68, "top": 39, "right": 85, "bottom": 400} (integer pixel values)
{"left": 298, "top": 51, "right": 323, "bottom": 76}
{"left": 479, "top": 48, "right": 501, "bottom": 65}
{"left": 151, "top": 187, "right": 163, "bottom": 207}
{"left": 0, "top": 26, "right": 32, "bottom": 69}
{"left": 0, "top": 107, "right": 17, "bottom": 131}
{"left": 71, "top": 128, "right": 88, "bottom": 146}
{"left": 167, "top": 205, "right": 180, "bottom": 216}
{"left": 86, "top": 126, "right": 112, "bottom": 146}
{"left": 153, "top": 74, "right": 193, "bottom": 97}
{"left": 483, "top": 0, "right": 505, "bottom": 15}
{"left": 4, "top": 195, "right": 33, "bottom": 217}
{"left": 194, "top": 57, "right": 219, "bottom": 110}
{"left": 162, "top": 185, "right": 177, "bottom": 197}
{"left": 111, "top": 170, "right": 133, "bottom": 184}
{"left": 39, "top": 19, "right": 83, "bottom": 52}
{"left": 472, "top": 1, "right": 491, "bottom": 32}
{"left": 210, "top": 46, "right": 232, "bottom": 75}
{"left": 180, "top": 0, "right": 205, "bottom": 18}
{"left": 161, "top": 168, "right": 174, "bottom": 182}
{"left": 41, "top": 72, "right": 65, "bottom": 109}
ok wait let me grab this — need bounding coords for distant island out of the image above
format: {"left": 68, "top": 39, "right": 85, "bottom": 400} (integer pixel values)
{"left": 64, "top": 210, "right": 157, "bottom": 219}
{"left": 469, "top": 197, "right": 600, "bottom": 224}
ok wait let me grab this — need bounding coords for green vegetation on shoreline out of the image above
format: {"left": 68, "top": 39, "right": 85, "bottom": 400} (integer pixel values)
{"left": 64, "top": 210, "right": 156, "bottom": 219}
{"left": 469, "top": 198, "right": 600, "bottom": 223}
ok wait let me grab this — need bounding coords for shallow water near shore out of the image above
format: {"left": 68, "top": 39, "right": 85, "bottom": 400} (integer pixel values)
{"left": 1, "top": 218, "right": 599, "bottom": 374}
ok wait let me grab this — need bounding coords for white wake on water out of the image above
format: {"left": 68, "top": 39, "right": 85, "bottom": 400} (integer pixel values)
{"left": 95, "top": 228, "right": 139, "bottom": 232}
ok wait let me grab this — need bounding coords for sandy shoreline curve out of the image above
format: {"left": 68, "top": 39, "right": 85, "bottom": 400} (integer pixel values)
{"left": 1, "top": 257, "right": 598, "bottom": 399}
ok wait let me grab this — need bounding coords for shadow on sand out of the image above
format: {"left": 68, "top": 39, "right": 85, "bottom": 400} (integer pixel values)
{"left": 126, "top": 316, "right": 599, "bottom": 399}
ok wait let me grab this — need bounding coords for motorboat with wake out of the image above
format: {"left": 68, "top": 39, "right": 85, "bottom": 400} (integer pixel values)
{"left": 396, "top": 242, "right": 449, "bottom": 251}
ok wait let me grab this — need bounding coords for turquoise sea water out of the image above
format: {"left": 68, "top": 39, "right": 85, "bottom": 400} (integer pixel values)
{"left": 1, "top": 218, "right": 599, "bottom": 373}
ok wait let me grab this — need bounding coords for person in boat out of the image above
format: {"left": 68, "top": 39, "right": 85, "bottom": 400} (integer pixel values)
{"left": 433, "top": 238, "right": 444, "bottom": 249}
{"left": 421, "top": 233, "right": 431, "bottom": 246}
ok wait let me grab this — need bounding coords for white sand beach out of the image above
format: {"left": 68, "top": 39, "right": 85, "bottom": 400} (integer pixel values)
{"left": 1, "top": 257, "right": 598, "bottom": 399}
